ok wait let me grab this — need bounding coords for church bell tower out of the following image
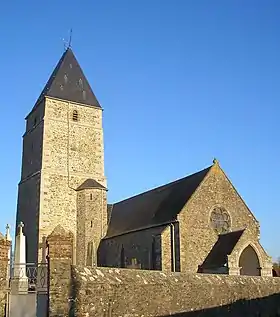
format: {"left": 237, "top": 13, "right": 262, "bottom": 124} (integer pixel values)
{"left": 16, "top": 48, "right": 107, "bottom": 263}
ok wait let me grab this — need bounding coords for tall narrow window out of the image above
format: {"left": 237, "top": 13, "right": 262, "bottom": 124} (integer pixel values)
{"left": 90, "top": 193, "right": 93, "bottom": 200}
{"left": 151, "top": 238, "right": 156, "bottom": 270}
{"left": 120, "top": 245, "right": 125, "bottom": 268}
{"left": 86, "top": 241, "right": 94, "bottom": 266}
{"left": 72, "top": 110, "right": 78, "bottom": 121}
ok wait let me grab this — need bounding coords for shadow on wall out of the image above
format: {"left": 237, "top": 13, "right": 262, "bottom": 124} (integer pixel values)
{"left": 159, "top": 292, "right": 280, "bottom": 317}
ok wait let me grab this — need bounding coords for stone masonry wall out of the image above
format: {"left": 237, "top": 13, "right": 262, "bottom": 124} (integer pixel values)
{"left": 99, "top": 226, "right": 167, "bottom": 270}
{"left": 16, "top": 172, "right": 41, "bottom": 263}
{"left": 48, "top": 226, "right": 280, "bottom": 317}
{"left": 39, "top": 97, "right": 106, "bottom": 262}
{"left": 0, "top": 234, "right": 11, "bottom": 316}
{"left": 178, "top": 163, "right": 271, "bottom": 274}
{"left": 99, "top": 223, "right": 179, "bottom": 272}
{"left": 161, "top": 226, "right": 172, "bottom": 271}
{"left": 21, "top": 119, "right": 44, "bottom": 179}
{"left": 47, "top": 225, "right": 73, "bottom": 317}
{"left": 71, "top": 266, "right": 280, "bottom": 317}
{"left": 25, "top": 100, "right": 46, "bottom": 135}
{"left": 43, "top": 98, "right": 105, "bottom": 179}
{"left": 16, "top": 101, "right": 44, "bottom": 263}
{"left": 162, "top": 223, "right": 181, "bottom": 272}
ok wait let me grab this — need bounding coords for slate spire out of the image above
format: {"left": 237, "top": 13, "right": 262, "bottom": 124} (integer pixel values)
{"left": 34, "top": 48, "right": 100, "bottom": 108}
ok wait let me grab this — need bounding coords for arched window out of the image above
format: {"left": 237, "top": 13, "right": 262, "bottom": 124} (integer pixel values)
{"left": 72, "top": 110, "right": 78, "bottom": 121}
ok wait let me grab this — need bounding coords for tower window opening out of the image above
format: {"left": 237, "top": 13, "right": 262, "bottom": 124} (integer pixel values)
{"left": 72, "top": 110, "right": 78, "bottom": 121}
{"left": 90, "top": 221, "right": 93, "bottom": 228}
{"left": 90, "top": 193, "right": 93, "bottom": 200}
{"left": 82, "top": 90, "right": 86, "bottom": 100}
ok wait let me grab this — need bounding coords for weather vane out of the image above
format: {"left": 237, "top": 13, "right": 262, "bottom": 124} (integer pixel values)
{"left": 63, "top": 29, "right": 73, "bottom": 51}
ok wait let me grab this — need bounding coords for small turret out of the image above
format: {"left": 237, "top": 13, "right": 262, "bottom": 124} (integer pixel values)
{"left": 76, "top": 179, "right": 107, "bottom": 266}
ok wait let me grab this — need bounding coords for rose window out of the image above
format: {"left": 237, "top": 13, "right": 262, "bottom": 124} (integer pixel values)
{"left": 210, "top": 206, "right": 231, "bottom": 234}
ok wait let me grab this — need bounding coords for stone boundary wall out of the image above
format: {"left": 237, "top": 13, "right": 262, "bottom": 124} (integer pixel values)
{"left": 0, "top": 234, "right": 11, "bottom": 316}
{"left": 47, "top": 226, "right": 280, "bottom": 316}
{"left": 47, "top": 225, "right": 74, "bottom": 317}
{"left": 71, "top": 266, "right": 280, "bottom": 317}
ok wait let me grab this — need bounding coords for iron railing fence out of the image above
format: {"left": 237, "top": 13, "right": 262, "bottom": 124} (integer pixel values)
{"left": 9, "top": 263, "right": 48, "bottom": 294}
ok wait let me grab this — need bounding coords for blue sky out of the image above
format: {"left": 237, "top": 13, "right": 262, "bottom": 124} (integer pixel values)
{"left": 0, "top": 1, "right": 279, "bottom": 260}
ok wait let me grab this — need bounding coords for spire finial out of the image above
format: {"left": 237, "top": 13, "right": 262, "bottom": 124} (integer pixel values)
{"left": 68, "top": 28, "right": 73, "bottom": 49}
{"left": 63, "top": 29, "right": 73, "bottom": 51}
{"left": 213, "top": 158, "right": 219, "bottom": 165}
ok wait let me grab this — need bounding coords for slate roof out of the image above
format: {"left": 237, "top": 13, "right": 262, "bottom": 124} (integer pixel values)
{"left": 33, "top": 48, "right": 100, "bottom": 110}
{"left": 76, "top": 179, "right": 106, "bottom": 191}
{"left": 105, "top": 166, "right": 212, "bottom": 238}
{"left": 201, "top": 229, "right": 245, "bottom": 269}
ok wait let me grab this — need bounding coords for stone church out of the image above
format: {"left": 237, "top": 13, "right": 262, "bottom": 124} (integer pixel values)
{"left": 16, "top": 48, "right": 272, "bottom": 277}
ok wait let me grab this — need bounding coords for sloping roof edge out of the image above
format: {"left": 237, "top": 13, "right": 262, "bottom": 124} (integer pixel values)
{"left": 112, "top": 165, "right": 212, "bottom": 207}
{"left": 103, "top": 221, "right": 175, "bottom": 240}
{"left": 105, "top": 165, "right": 212, "bottom": 238}
{"left": 217, "top": 165, "right": 259, "bottom": 224}
{"left": 30, "top": 48, "right": 101, "bottom": 116}
{"left": 200, "top": 229, "right": 245, "bottom": 269}
{"left": 76, "top": 179, "right": 107, "bottom": 191}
